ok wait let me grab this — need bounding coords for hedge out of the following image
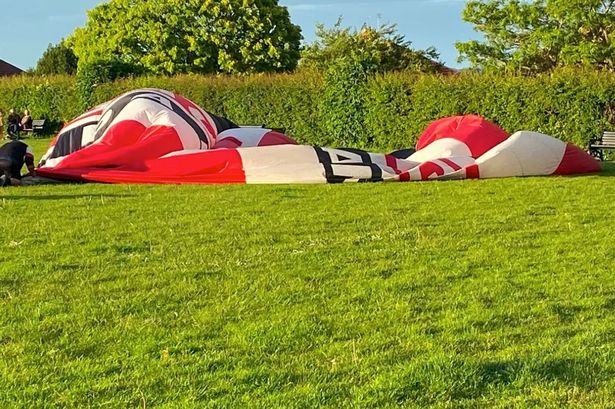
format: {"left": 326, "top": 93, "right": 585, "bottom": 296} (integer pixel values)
{"left": 0, "top": 75, "right": 80, "bottom": 131}
{"left": 1, "top": 69, "right": 613, "bottom": 150}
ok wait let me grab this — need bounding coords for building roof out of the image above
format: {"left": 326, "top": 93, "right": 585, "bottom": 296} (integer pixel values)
{"left": 0, "top": 59, "right": 24, "bottom": 76}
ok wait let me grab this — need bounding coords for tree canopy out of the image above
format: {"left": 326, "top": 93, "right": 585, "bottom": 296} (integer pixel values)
{"left": 300, "top": 21, "right": 443, "bottom": 73}
{"left": 70, "top": 0, "right": 302, "bottom": 75}
{"left": 35, "top": 42, "right": 78, "bottom": 75}
{"left": 456, "top": 0, "right": 615, "bottom": 73}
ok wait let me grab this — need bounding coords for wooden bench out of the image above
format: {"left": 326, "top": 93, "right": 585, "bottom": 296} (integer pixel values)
{"left": 21, "top": 119, "right": 46, "bottom": 137}
{"left": 589, "top": 130, "right": 615, "bottom": 161}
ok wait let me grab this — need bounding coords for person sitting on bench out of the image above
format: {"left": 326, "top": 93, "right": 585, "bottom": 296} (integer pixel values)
{"left": 20, "top": 110, "right": 32, "bottom": 132}
{"left": 0, "top": 140, "right": 35, "bottom": 187}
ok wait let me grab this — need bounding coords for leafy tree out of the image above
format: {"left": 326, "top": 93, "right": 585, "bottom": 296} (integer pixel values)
{"left": 35, "top": 41, "right": 78, "bottom": 75}
{"left": 70, "top": 0, "right": 302, "bottom": 75}
{"left": 457, "top": 0, "right": 615, "bottom": 73}
{"left": 308, "top": 21, "right": 444, "bottom": 149}
{"left": 300, "top": 20, "right": 443, "bottom": 73}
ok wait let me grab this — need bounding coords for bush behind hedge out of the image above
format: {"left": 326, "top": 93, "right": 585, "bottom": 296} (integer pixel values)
{"left": 1, "top": 70, "right": 613, "bottom": 150}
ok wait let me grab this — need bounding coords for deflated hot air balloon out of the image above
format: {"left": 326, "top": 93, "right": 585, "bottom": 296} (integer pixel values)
{"left": 36, "top": 88, "right": 600, "bottom": 184}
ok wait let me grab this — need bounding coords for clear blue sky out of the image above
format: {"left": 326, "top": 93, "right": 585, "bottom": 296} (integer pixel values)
{"left": 0, "top": 0, "right": 481, "bottom": 71}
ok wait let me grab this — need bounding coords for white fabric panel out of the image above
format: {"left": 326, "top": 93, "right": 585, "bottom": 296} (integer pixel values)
{"left": 239, "top": 145, "right": 327, "bottom": 184}
{"left": 477, "top": 131, "right": 566, "bottom": 178}
{"left": 408, "top": 167, "right": 423, "bottom": 181}
{"left": 81, "top": 125, "right": 98, "bottom": 147}
{"left": 217, "top": 128, "right": 269, "bottom": 147}
{"left": 393, "top": 158, "right": 419, "bottom": 172}
{"left": 330, "top": 163, "right": 382, "bottom": 180}
{"left": 408, "top": 138, "right": 472, "bottom": 162}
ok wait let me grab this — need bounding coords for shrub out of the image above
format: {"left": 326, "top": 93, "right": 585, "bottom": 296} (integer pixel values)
{"left": 0, "top": 69, "right": 613, "bottom": 150}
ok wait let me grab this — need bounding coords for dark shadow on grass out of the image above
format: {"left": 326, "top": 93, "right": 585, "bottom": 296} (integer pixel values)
{"left": 0, "top": 194, "right": 134, "bottom": 201}
{"left": 598, "top": 161, "right": 615, "bottom": 176}
{"left": 0, "top": 277, "right": 23, "bottom": 299}
{"left": 477, "top": 357, "right": 608, "bottom": 390}
{"left": 478, "top": 360, "right": 522, "bottom": 387}
{"left": 356, "top": 354, "right": 610, "bottom": 406}
{"left": 532, "top": 358, "right": 607, "bottom": 389}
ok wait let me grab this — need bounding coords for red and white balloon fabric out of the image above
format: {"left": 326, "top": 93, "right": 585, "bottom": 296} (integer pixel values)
{"left": 37, "top": 88, "right": 600, "bottom": 184}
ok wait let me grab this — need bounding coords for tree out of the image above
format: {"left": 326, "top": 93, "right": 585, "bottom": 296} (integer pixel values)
{"left": 309, "top": 21, "right": 444, "bottom": 149}
{"left": 35, "top": 41, "right": 78, "bottom": 75}
{"left": 300, "top": 20, "right": 443, "bottom": 73}
{"left": 456, "top": 0, "right": 615, "bottom": 73}
{"left": 70, "top": 0, "right": 302, "bottom": 75}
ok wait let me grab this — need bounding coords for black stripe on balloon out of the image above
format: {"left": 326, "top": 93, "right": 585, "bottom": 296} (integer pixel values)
{"left": 356, "top": 167, "right": 384, "bottom": 182}
{"left": 337, "top": 148, "right": 383, "bottom": 182}
{"left": 337, "top": 148, "right": 372, "bottom": 163}
{"left": 314, "top": 147, "right": 350, "bottom": 184}
{"left": 390, "top": 148, "right": 416, "bottom": 159}
{"left": 208, "top": 112, "right": 239, "bottom": 133}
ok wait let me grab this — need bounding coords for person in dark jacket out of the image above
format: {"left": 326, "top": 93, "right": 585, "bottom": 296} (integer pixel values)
{"left": 0, "top": 140, "right": 35, "bottom": 187}
{"left": 6, "top": 109, "right": 21, "bottom": 139}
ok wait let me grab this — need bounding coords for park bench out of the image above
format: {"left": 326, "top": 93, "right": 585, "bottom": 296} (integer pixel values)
{"left": 589, "top": 130, "right": 615, "bottom": 161}
{"left": 21, "top": 119, "right": 46, "bottom": 137}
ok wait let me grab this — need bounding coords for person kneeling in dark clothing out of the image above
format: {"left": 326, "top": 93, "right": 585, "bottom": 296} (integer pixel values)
{"left": 0, "top": 140, "right": 35, "bottom": 187}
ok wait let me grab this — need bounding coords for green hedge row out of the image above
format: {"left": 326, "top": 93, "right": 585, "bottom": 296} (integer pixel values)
{"left": 1, "top": 70, "right": 613, "bottom": 150}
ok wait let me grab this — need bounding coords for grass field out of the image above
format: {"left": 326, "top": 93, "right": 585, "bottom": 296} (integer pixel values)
{"left": 1, "top": 138, "right": 615, "bottom": 408}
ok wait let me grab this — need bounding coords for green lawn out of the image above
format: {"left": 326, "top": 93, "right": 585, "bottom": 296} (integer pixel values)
{"left": 1, "top": 138, "right": 615, "bottom": 408}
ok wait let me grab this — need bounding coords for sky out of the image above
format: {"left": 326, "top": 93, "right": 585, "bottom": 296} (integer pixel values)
{"left": 0, "top": 0, "right": 481, "bottom": 71}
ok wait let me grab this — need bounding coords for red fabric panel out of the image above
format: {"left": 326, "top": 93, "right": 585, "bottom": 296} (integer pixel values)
{"left": 88, "top": 149, "right": 246, "bottom": 184}
{"left": 465, "top": 164, "right": 480, "bottom": 179}
{"left": 553, "top": 143, "right": 601, "bottom": 175}
{"left": 417, "top": 115, "right": 509, "bottom": 158}
{"left": 214, "top": 137, "right": 243, "bottom": 149}
{"left": 419, "top": 161, "right": 445, "bottom": 180}
{"left": 47, "top": 120, "right": 147, "bottom": 169}
{"left": 41, "top": 122, "right": 184, "bottom": 176}
{"left": 38, "top": 148, "right": 247, "bottom": 184}
{"left": 50, "top": 121, "right": 186, "bottom": 171}
{"left": 385, "top": 154, "right": 401, "bottom": 174}
{"left": 258, "top": 131, "right": 298, "bottom": 146}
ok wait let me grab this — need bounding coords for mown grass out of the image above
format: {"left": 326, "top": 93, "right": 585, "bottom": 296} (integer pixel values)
{"left": 1, "top": 139, "right": 615, "bottom": 408}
